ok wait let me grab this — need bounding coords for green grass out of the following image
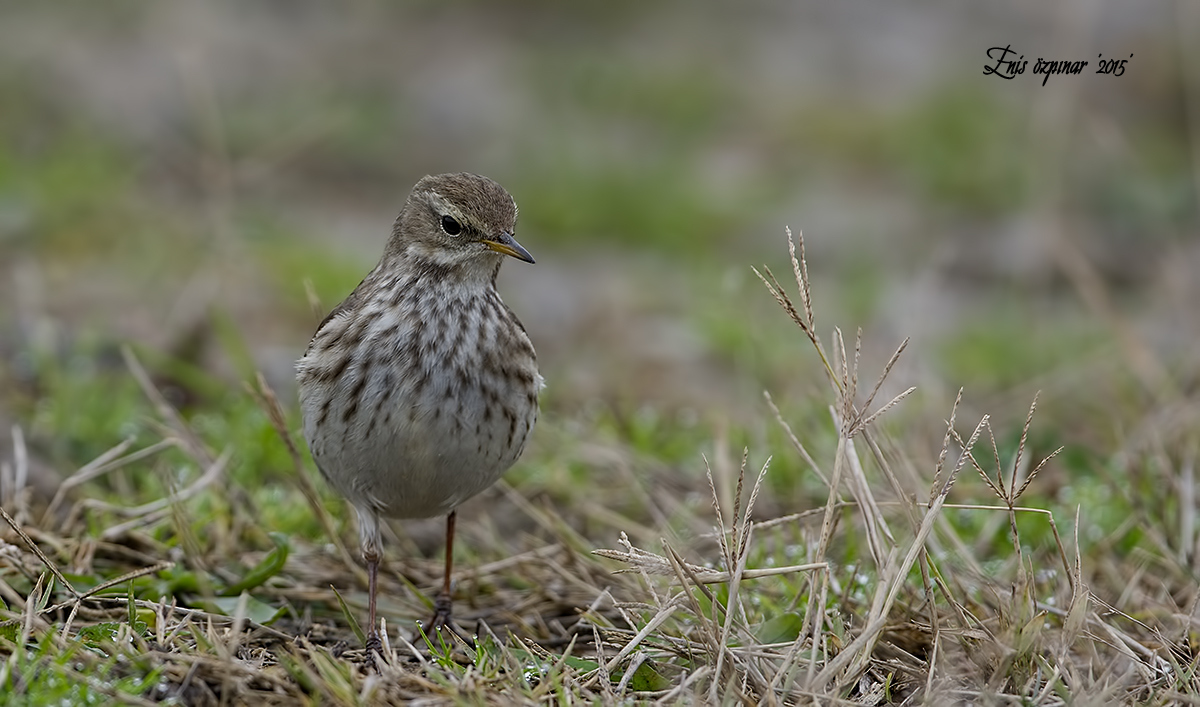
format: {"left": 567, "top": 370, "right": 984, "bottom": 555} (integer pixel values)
{"left": 1, "top": 631, "right": 165, "bottom": 705}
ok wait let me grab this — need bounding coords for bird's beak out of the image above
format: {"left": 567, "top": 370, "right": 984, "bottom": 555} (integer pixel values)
{"left": 482, "top": 232, "right": 535, "bottom": 264}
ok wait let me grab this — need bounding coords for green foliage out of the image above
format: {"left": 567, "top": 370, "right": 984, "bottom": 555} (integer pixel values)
{"left": 331, "top": 586, "right": 366, "bottom": 646}
{"left": 77, "top": 620, "right": 148, "bottom": 646}
{"left": 224, "top": 89, "right": 409, "bottom": 175}
{"left": 757, "top": 612, "right": 804, "bottom": 644}
{"left": 202, "top": 595, "right": 286, "bottom": 624}
{"left": 0, "top": 631, "right": 163, "bottom": 705}
{"left": 538, "top": 57, "right": 732, "bottom": 144}
{"left": 245, "top": 216, "right": 372, "bottom": 319}
{"left": 220, "top": 533, "right": 290, "bottom": 596}
{"left": 887, "top": 87, "right": 1030, "bottom": 214}
{"left": 22, "top": 342, "right": 152, "bottom": 465}
{"left": 0, "top": 77, "right": 136, "bottom": 256}
{"left": 514, "top": 160, "right": 752, "bottom": 251}
{"left": 937, "top": 307, "right": 1107, "bottom": 390}
{"left": 789, "top": 86, "right": 1031, "bottom": 214}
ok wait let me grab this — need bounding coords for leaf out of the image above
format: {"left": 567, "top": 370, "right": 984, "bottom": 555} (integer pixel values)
{"left": 127, "top": 582, "right": 137, "bottom": 629}
{"left": 757, "top": 612, "right": 804, "bottom": 644}
{"left": 79, "top": 621, "right": 149, "bottom": 645}
{"left": 35, "top": 573, "right": 54, "bottom": 613}
{"left": 331, "top": 585, "right": 366, "bottom": 645}
{"left": 221, "top": 534, "right": 289, "bottom": 596}
{"left": 1064, "top": 589, "right": 1089, "bottom": 646}
{"left": 204, "top": 595, "right": 285, "bottom": 625}
{"left": 1017, "top": 610, "right": 1046, "bottom": 655}
{"left": 623, "top": 660, "right": 671, "bottom": 691}
{"left": 509, "top": 648, "right": 668, "bottom": 691}
{"left": 80, "top": 622, "right": 122, "bottom": 644}
{"left": 510, "top": 648, "right": 598, "bottom": 673}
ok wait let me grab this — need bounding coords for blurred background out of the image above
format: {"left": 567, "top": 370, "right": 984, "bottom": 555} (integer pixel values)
{"left": 1, "top": 1, "right": 1197, "bottom": 532}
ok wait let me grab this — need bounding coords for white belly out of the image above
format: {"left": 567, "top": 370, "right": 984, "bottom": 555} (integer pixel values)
{"left": 297, "top": 288, "right": 540, "bottom": 519}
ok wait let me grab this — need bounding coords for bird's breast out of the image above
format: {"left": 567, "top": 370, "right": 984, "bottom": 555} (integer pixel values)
{"left": 298, "top": 281, "right": 539, "bottom": 519}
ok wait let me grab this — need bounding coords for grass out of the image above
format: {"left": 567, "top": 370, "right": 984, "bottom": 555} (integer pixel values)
{"left": 1, "top": 6, "right": 1197, "bottom": 701}
{"left": 2, "top": 227, "right": 1198, "bottom": 704}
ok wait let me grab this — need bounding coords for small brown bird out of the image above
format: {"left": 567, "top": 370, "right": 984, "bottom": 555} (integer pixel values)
{"left": 296, "top": 173, "right": 540, "bottom": 646}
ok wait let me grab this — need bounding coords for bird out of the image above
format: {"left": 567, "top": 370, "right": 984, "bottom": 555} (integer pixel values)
{"left": 296, "top": 172, "right": 541, "bottom": 649}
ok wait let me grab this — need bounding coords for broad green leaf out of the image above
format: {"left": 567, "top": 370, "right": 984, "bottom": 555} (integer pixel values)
{"left": 205, "top": 594, "right": 285, "bottom": 625}
{"left": 623, "top": 660, "right": 671, "bottom": 691}
{"left": 758, "top": 612, "right": 804, "bottom": 644}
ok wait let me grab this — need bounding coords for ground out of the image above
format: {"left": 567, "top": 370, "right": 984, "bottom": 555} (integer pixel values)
{"left": 1, "top": 2, "right": 1199, "bottom": 704}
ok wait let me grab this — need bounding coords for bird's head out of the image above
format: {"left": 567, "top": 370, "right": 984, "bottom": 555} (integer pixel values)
{"left": 388, "top": 172, "right": 533, "bottom": 276}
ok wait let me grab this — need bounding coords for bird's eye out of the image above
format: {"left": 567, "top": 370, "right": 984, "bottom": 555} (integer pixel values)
{"left": 440, "top": 215, "right": 462, "bottom": 236}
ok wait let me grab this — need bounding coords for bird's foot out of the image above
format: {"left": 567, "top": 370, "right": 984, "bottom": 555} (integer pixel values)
{"left": 364, "top": 629, "right": 386, "bottom": 668}
{"left": 417, "top": 591, "right": 470, "bottom": 644}
{"left": 429, "top": 591, "right": 453, "bottom": 631}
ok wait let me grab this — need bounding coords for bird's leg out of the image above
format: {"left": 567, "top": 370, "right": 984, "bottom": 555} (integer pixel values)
{"left": 365, "top": 548, "right": 382, "bottom": 655}
{"left": 428, "top": 510, "right": 456, "bottom": 631}
{"left": 357, "top": 508, "right": 384, "bottom": 657}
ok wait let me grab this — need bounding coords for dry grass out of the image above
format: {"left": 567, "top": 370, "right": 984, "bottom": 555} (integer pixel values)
{"left": 2, "top": 230, "right": 1199, "bottom": 705}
